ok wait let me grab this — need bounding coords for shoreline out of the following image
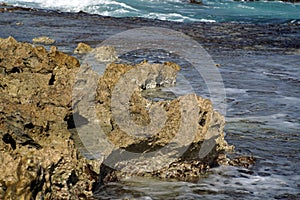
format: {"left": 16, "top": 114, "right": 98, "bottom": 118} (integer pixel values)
{"left": 1, "top": 3, "right": 300, "bottom": 199}
{"left": 0, "top": 35, "right": 252, "bottom": 200}
{"left": 0, "top": 3, "right": 299, "bottom": 56}
{"left": 1, "top": 1, "right": 300, "bottom": 23}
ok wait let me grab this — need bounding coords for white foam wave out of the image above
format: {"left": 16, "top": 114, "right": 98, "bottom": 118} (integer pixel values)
{"left": 100, "top": 8, "right": 132, "bottom": 17}
{"left": 7, "top": 0, "right": 204, "bottom": 22}
{"left": 236, "top": 4, "right": 255, "bottom": 10}
{"left": 99, "top": 1, "right": 138, "bottom": 11}
{"left": 142, "top": 12, "right": 213, "bottom": 22}
{"left": 6, "top": 0, "right": 138, "bottom": 13}
{"left": 6, "top": 0, "right": 212, "bottom": 22}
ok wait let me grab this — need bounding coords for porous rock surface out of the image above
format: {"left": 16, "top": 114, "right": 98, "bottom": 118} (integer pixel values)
{"left": 32, "top": 36, "right": 56, "bottom": 45}
{"left": 0, "top": 36, "right": 242, "bottom": 199}
{"left": 89, "top": 60, "right": 233, "bottom": 184}
{"left": 0, "top": 37, "right": 99, "bottom": 199}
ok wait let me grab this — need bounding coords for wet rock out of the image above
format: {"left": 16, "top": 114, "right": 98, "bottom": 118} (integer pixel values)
{"left": 0, "top": 36, "right": 249, "bottom": 197}
{"left": 74, "top": 42, "right": 93, "bottom": 54}
{"left": 190, "top": 0, "right": 203, "bottom": 5}
{"left": 228, "top": 156, "right": 256, "bottom": 168}
{"left": 74, "top": 44, "right": 118, "bottom": 65}
{"left": 73, "top": 58, "right": 233, "bottom": 184}
{"left": 15, "top": 22, "right": 23, "bottom": 26}
{"left": 0, "top": 37, "right": 99, "bottom": 199}
{"left": 32, "top": 36, "right": 56, "bottom": 45}
{"left": 93, "top": 46, "right": 118, "bottom": 62}
{"left": 283, "top": 0, "right": 300, "bottom": 2}
{"left": 0, "top": 5, "right": 34, "bottom": 13}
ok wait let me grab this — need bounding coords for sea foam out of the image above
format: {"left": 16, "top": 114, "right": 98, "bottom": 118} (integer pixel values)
{"left": 5, "top": 0, "right": 300, "bottom": 23}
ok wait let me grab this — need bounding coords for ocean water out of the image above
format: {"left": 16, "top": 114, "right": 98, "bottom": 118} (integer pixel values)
{"left": 1, "top": 1, "right": 299, "bottom": 199}
{"left": 93, "top": 50, "right": 300, "bottom": 199}
{"left": 5, "top": 0, "right": 300, "bottom": 23}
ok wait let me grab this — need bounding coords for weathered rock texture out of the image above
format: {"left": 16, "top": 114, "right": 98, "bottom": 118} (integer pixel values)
{"left": 32, "top": 36, "right": 56, "bottom": 45}
{"left": 74, "top": 42, "right": 93, "bottom": 54}
{"left": 0, "top": 37, "right": 249, "bottom": 199}
{"left": 89, "top": 60, "right": 233, "bottom": 184}
{"left": 0, "top": 37, "right": 99, "bottom": 199}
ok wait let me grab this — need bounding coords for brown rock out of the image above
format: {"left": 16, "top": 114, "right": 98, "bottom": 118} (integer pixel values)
{"left": 32, "top": 36, "right": 56, "bottom": 45}
{"left": 74, "top": 42, "right": 93, "bottom": 54}
{"left": 73, "top": 59, "right": 233, "bottom": 184}
{"left": 0, "top": 37, "right": 98, "bottom": 199}
{"left": 93, "top": 46, "right": 118, "bottom": 62}
{"left": 0, "top": 36, "right": 245, "bottom": 197}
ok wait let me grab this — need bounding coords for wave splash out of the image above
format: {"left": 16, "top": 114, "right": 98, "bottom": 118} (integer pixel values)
{"left": 8, "top": 0, "right": 137, "bottom": 13}
{"left": 5, "top": 0, "right": 300, "bottom": 23}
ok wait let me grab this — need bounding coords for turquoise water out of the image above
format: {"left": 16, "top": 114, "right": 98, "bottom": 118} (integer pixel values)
{"left": 5, "top": 0, "right": 300, "bottom": 23}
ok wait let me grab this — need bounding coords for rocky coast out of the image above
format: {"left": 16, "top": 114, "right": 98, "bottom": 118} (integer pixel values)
{"left": 0, "top": 35, "right": 241, "bottom": 199}
{"left": 0, "top": 3, "right": 299, "bottom": 200}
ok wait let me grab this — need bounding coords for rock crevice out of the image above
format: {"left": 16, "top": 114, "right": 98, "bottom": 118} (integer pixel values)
{"left": 0, "top": 37, "right": 252, "bottom": 199}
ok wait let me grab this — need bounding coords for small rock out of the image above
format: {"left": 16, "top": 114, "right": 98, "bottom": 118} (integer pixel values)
{"left": 190, "top": 0, "right": 203, "bottom": 5}
{"left": 74, "top": 42, "right": 93, "bottom": 54}
{"left": 93, "top": 46, "right": 118, "bottom": 62}
{"left": 32, "top": 36, "right": 55, "bottom": 45}
{"left": 15, "top": 22, "right": 23, "bottom": 26}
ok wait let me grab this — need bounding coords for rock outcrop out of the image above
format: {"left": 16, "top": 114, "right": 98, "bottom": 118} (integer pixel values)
{"left": 85, "top": 60, "right": 233, "bottom": 184}
{"left": 0, "top": 37, "right": 251, "bottom": 199}
{"left": 0, "top": 37, "right": 99, "bottom": 199}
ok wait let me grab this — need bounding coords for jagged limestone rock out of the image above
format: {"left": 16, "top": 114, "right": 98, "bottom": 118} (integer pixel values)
{"left": 87, "top": 60, "right": 233, "bottom": 184}
{"left": 0, "top": 37, "right": 244, "bottom": 198}
{"left": 0, "top": 37, "right": 99, "bottom": 199}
